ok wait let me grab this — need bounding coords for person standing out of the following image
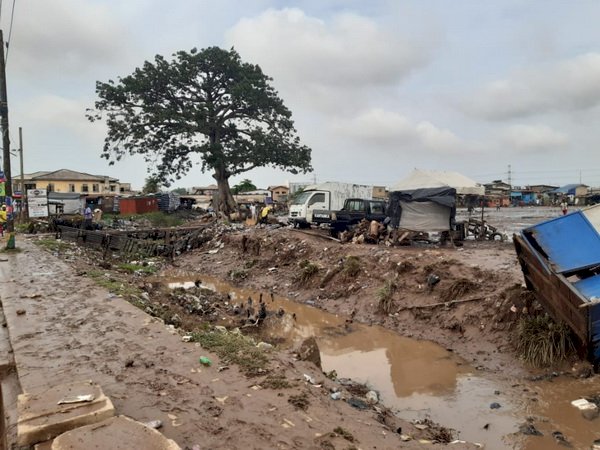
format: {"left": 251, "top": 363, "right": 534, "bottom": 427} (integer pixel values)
{"left": 83, "top": 204, "right": 93, "bottom": 229}
{"left": 0, "top": 204, "right": 6, "bottom": 236}
{"left": 560, "top": 200, "right": 568, "bottom": 216}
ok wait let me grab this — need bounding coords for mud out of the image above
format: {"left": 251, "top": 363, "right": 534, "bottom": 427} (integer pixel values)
{"left": 13, "top": 213, "right": 600, "bottom": 449}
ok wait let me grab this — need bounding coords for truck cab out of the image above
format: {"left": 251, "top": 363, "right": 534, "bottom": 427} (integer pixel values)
{"left": 289, "top": 190, "right": 330, "bottom": 227}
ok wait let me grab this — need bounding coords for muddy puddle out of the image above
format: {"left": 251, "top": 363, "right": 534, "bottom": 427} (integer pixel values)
{"left": 165, "top": 274, "right": 599, "bottom": 449}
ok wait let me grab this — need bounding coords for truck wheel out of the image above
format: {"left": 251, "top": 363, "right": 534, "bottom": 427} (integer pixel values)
{"left": 329, "top": 229, "right": 339, "bottom": 238}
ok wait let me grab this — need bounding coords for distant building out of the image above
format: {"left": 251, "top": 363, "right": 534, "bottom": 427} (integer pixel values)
{"left": 268, "top": 185, "right": 289, "bottom": 202}
{"left": 288, "top": 181, "right": 312, "bottom": 196}
{"left": 484, "top": 180, "right": 511, "bottom": 196}
{"left": 190, "top": 184, "right": 218, "bottom": 196}
{"left": 13, "top": 169, "right": 124, "bottom": 196}
{"left": 527, "top": 184, "right": 558, "bottom": 194}
{"left": 372, "top": 186, "right": 387, "bottom": 199}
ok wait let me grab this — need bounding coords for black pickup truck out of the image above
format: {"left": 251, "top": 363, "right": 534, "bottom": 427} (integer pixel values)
{"left": 330, "top": 198, "right": 387, "bottom": 235}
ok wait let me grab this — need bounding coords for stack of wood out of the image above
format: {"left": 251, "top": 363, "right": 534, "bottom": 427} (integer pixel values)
{"left": 339, "top": 220, "right": 430, "bottom": 246}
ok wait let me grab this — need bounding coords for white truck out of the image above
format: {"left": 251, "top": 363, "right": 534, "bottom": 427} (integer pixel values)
{"left": 288, "top": 182, "right": 374, "bottom": 228}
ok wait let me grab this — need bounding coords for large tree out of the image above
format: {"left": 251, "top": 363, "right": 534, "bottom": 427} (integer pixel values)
{"left": 88, "top": 46, "right": 312, "bottom": 214}
{"left": 232, "top": 178, "right": 257, "bottom": 194}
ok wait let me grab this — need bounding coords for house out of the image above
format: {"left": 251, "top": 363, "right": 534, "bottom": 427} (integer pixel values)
{"left": 13, "top": 169, "right": 130, "bottom": 213}
{"left": 527, "top": 184, "right": 558, "bottom": 194}
{"left": 190, "top": 185, "right": 218, "bottom": 196}
{"left": 549, "top": 184, "right": 589, "bottom": 205}
{"left": 268, "top": 185, "right": 289, "bottom": 202}
{"left": 13, "top": 169, "right": 124, "bottom": 196}
{"left": 484, "top": 180, "right": 511, "bottom": 197}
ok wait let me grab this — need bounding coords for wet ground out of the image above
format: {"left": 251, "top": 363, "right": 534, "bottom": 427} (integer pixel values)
{"left": 6, "top": 207, "right": 600, "bottom": 449}
{"left": 163, "top": 274, "right": 600, "bottom": 450}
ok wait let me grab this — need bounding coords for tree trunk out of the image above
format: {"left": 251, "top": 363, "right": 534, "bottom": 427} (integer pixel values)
{"left": 213, "top": 168, "right": 238, "bottom": 215}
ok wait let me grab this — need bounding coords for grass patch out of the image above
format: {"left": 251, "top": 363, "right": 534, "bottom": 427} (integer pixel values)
{"left": 296, "top": 260, "right": 319, "bottom": 284}
{"left": 33, "top": 238, "right": 71, "bottom": 253}
{"left": 332, "top": 427, "right": 355, "bottom": 443}
{"left": 288, "top": 392, "right": 310, "bottom": 411}
{"left": 377, "top": 280, "right": 396, "bottom": 314}
{"left": 86, "top": 269, "right": 142, "bottom": 297}
{"left": 516, "top": 314, "right": 575, "bottom": 368}
{"left": 229, "top": 268, "right": 248, "bottom": 281}
{"left": 342, "top": 256, "right": 361, "bottom": 278}
{"left": 117, "top": 262, "right": 157, "bottom": 274}
{"left": 115, "top": 212, "right": 184, "bottom": 228}
{"left": 191, "top": 329, "right": 268, "bottom": 376}
{"left": 260, "top": 374, "right": 293, "bottom": 389}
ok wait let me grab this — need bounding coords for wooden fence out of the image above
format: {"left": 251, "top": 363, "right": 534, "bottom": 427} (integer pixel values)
{"left": 56, "top": 225, "right": 213, "bottom": 259}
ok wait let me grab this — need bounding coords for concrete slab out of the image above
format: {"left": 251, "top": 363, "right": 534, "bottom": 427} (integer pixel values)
{"left": 17, "top": 380, "right": 114, "bottom": 447}
{"left": 51, "top": 415, "right": 181, "bottom": 450}
{"left": 0, "top": 308, "right": 15, "bottom": 376}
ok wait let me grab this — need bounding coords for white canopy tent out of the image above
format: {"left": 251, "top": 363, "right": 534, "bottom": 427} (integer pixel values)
{"left": 391, "top": 169, "right": 484, "bottom": 196}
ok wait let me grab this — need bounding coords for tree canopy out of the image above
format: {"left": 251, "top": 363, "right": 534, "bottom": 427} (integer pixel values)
{"left": 88, "top": 46, "right": 312, "bottom": 213}
{"left": 142, "top": 176, "right": 161, "bottom": 194}
{"left": 232, "top": 178, "right": 257, "bottom": 194}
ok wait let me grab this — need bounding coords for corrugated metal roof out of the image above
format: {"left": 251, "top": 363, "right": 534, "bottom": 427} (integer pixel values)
{"left": 526, "top": 210, "right": 600, "bottom": 273}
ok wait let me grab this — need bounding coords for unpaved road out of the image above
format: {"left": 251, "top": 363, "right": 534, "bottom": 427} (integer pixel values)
{"left": 0, "top": 238, "right": 472, "bottom": 449}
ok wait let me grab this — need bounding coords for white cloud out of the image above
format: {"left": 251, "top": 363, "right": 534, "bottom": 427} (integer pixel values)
{"left": 225, "top": 8, "right": 432, "bottom": 111}
{"left": 9, "top": 0, "right": 132, "bottom": 78}
{"left": 466, "top": 53, "right": 600, "bottom": 119}
{"left": 499, "top": 124, "right": 568, "bottom": 151}
{"left": 332, "top": 108, "right": 468, "bottom": 154}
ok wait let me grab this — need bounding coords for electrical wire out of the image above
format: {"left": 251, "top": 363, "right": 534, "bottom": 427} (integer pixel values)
{"left": 5, "top": 0, "right": 15, "bottom": 63}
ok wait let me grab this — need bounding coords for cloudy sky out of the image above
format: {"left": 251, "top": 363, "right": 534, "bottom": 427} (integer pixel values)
{"left": 4, "top": 0, "right": 600, "bottom": 190}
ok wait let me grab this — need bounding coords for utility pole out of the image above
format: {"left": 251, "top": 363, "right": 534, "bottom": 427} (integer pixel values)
{"left": 507, "top": 164, "right": 512, "bottom": 206}
{"left": 0, "top": 30, "right": 13, "bottom": 234}
{"left": 19, "top": 126, "right": 25, "bottom": 221}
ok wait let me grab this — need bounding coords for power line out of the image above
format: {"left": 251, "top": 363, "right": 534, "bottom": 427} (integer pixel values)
{"left": 5, "top": 0, "right": 15, "bottom": 63}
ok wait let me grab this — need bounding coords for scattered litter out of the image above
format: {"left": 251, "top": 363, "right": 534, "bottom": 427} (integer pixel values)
{"left": 16, "top": 309, "right": 26, "bottom": 316}
{"left": 330, "top": 392, "right": 341, "bottom": 400}
{"left": 256, "top": 342, "right": 273, "bottom": 350}
{"left": 414, "top": 424, "right": 429, "bottom": 430}
{"left": 303, "top": 374, "right": 316, "bottom": 385}
{"left": 181, "top": 335, "right": 193, "bottom": 342}
{"left": 143, "top": 420, "right": 162, "bottom": 429}
{"left": 215, "top": 396, "right": 228, "bottom": 404}
{"left": 268, "top": 267, "right": 277, "bottom": 272}
{"left": 571, "top": 398, "right": 599, "bottom": 420}
{"left": 347, "top": 397, "right": 369, "bottom": 410}
{"left": 199, "top": 356, "right": 212, "bottom": 367}
{"left": 214, "top": 325, "right": 227, "bottom": 333}
{"left": 518, "top": 424, "right": 542, "bottom": 436}
{"left": 57, "top": 394, "right": 95, "bottom": 405}
{"left": 167, "top": 414, "right": 177, "bottom": 420}
{"left": 208, "top": 249, "right": 219, "bottom": 254}
{"left": 400, "top": 434, "right": 412, "bottom": 441}
{"left": 366, "top": 390, "right": 379, "bottom": 405}
{"left": 217, "top": 366, "right": 229, "bottom": 372}
{"left": 490, "top": 402, "right": 501, "bottom": 409}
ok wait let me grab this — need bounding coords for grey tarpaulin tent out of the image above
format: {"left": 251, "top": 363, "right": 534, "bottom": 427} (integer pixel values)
{"left": 387, "top": 187, "right": 456, "bottom": 232}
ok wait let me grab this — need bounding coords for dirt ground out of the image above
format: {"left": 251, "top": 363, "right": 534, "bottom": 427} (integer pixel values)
{"left": 12, "top": 212, "right": 597, "bottom": 449}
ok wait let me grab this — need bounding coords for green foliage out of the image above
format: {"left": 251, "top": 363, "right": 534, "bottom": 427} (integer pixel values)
{"left": 117, "top": 263, "right": 157, "bottom": 274}
{"left": 120, "top": 212, "right": 183, "bottom": 228}
{"left": 232, "top": 178, "right": 257, "bottom": 194}
{"left": 88, "top": 46, "right": 312, "bottom": 213}
{"left": 296, "top": 260, "right": 319, "bottom": 284}
{"left": 86, "top": 270, "right": 143, "bottom": 297}
{"left": 142, "top": 176, "right": 161, "bottom": 194}
{"left": 33, "top": 238, "right": 71, "bottom": 253}
{"left": 171, "top": 187, "right": 188, "bottom": 195}
{"left": 516, "top": 314, "right": 575, "bottom": 367}
{"left": 343, "top": 256, "right": 361, "bottom": 278}
{"left": 191, "top": 329, "right": 268, "bottom": 376}
{"left": 377, "top": 280, "right": 396, "bottom": 314}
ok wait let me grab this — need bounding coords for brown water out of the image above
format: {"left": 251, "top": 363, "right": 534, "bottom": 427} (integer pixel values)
{"left": 167, "top": 274, "right": 600, "bottom": 450}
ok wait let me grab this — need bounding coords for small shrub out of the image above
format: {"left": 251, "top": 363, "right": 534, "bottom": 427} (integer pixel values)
{"left": 332, "top": 427, "right": 355, "bottom": 442}
{"left": 288, "top": 392, "right": 310, "bottom": 411}
{"left": 516, "top": 314, "right": 575, "bottom": 367}
{"left": 296, "top": 260, "right": 319, "bottom": 284}
{"left": 377, "top": 280, "right": 396, "bottom": 314}
{"left": 229, "top": 268, "right": 248, "bottom": 281}
{"left": 342, "top": 256, "right": 361, "bottom": 278}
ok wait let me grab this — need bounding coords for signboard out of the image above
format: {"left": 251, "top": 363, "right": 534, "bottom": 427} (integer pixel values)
{"left": 28, "top": 189, "right": 49, "bottom": 218}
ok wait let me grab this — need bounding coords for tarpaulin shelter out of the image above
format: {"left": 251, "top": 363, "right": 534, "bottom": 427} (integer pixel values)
{"left": 514, "top": 204, "right": 600, "bottom": 364}
{"left": 391, "top": 169, "right": 484, "bottom": 196}
{"left": 387, "top": 187, "right": 456, "bottom": 231}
